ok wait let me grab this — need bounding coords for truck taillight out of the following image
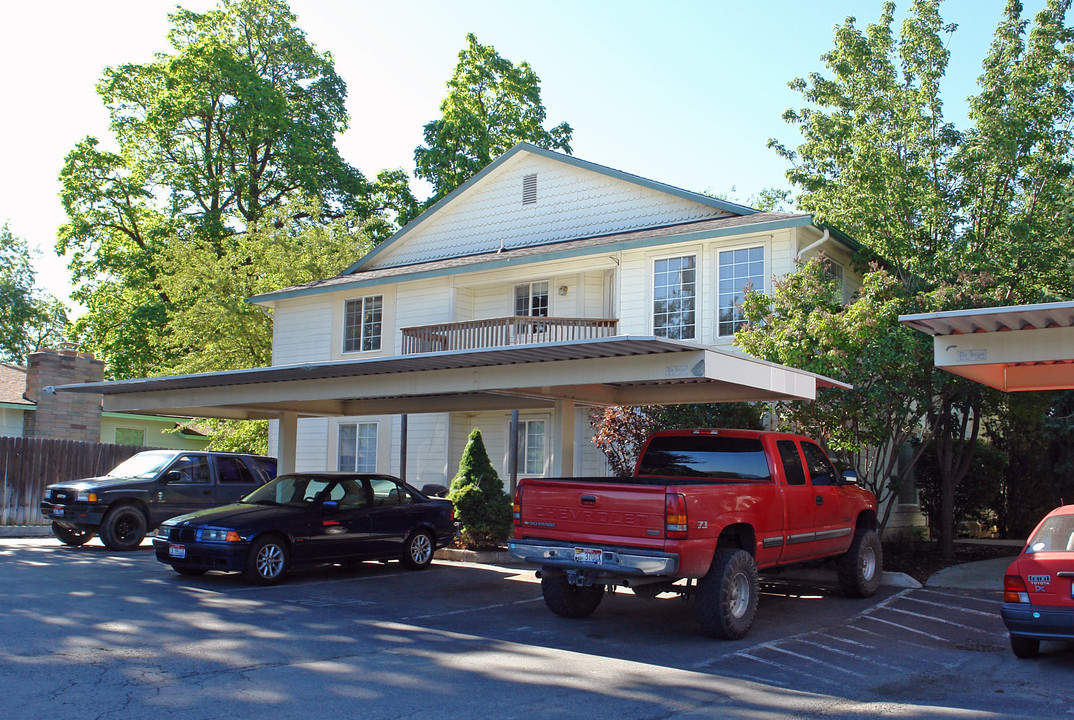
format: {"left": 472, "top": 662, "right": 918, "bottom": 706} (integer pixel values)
{"left": 665, "top": 492, "right": 687, "bottom": 539}
{"left": 1004, "top": 574, "right": 1030, "bottom": 604}
{"left": 513, "top": 486, "right": 522, "bottom": 526}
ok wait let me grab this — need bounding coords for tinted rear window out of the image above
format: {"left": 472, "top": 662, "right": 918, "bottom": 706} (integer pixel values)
{"left": 637, "top": 436, "right": 771, "bottom": 481}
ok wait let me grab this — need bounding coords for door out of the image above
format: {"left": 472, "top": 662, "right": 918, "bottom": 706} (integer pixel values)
{"left": 774, "top": 439, "right": 817, "bottom": 562}
{"left": 154, "top": 455, "right": 215, "bottom": 523}
{"left": 368, "top": 477, "right": 425, "bottom": 557}
{"left": 289, "top": 477, "right": 373, "bottom": 564}
{"left": 212, "top": 456, "right": 263, "bottom": 505}
{"left": 800, "top": 441, "right": 852, "bottom": 556}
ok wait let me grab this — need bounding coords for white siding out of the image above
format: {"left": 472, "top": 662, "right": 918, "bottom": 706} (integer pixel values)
{"left": 295, "top": 418, "right": 329, "bottom": 471}
{"left": 272, "top": 296, "right": 334, "bottom": 365}
{"left": 371, "top": 153, "right": 730, "bottom": 268}
{"left": 390, "top": 413, "right": 451, "bottom": 487}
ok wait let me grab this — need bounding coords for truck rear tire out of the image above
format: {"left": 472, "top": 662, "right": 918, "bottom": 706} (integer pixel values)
{"left": 100, "top": 506, "right": 147, "bottom": 551}
{"left": 837, "top": 527, "right": 882, "bottom": 597}
{"left": 541, "top": 572, "right": 605, "bottom": 618}
{"left": 695, "top": 548, "right": 759, "bottom": 639}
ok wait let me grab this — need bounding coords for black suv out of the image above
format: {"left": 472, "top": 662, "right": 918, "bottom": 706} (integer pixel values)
{"left": 41, "top": 450, "right": 277, "bottom": 550}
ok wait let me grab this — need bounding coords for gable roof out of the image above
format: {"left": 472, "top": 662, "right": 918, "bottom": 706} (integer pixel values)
{"left": 347, "top": 142, "right": 757, "bottom": 274}
{"left": 251, "top": 211, "right": 817, "bottom": 304}
{"left": 0, "top": 363, "right": 30, "bottom": 406}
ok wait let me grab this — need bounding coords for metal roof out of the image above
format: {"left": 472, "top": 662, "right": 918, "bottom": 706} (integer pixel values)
{"left": 54, "top": 336, "right": 849, "bottom": 420}
{"left": 900, "top": 301, "right": 1074, "bottom": 392}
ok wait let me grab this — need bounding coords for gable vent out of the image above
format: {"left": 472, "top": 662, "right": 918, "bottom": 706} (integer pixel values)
{"left": 522, "top": 173, "right": 537, "bottom": 205}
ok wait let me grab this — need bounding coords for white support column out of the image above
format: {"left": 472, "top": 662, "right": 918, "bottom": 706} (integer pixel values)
{"left": 278, "top": 412, "right": 298, "bottom": 474}
{"left": 553, "top": 399, "right": 575, "bottom": 477}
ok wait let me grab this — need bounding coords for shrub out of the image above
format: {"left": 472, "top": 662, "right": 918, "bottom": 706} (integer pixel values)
{"left": 448, "top": 429, "right": 512, "bottom": 549}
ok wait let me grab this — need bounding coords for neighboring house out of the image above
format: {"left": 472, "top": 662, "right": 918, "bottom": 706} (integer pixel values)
{"left": 250, "top": 143, "right": 860, "bottom": 487}
{"left": 0, "top": 351, "right": 209, "bottom": 450}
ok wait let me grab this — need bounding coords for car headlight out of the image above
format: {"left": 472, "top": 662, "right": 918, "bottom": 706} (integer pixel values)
{"left": 196, "top": 527, "right": 242, "bottom": 543}
{"left": 75, "top": 491, "right": 98, "bottom": 503}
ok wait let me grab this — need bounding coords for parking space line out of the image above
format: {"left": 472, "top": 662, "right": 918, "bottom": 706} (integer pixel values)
{"left": 794, "top": 638, "right": 904, "bottom": 672}
{"left": 899, "top": 594, "right": 996, "bottom": 617}
{"left": 401, "top": 596, "right": 542, "bottom": 621}
{"left": 734, "top": 651, "right": 844, "bottom": 688}
{"left": 858, "top": 614, "right": 949, "bottom": 641}
{"left": 885, "top": 605, "right": 991, "bottom": 634}
{"left": 765, "top": 645, "right": 867, "bottom": 678}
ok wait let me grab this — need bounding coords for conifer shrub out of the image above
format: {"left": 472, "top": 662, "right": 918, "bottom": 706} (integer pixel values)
{"left": 448, "top": 428, "right": 512, "bottom": 549}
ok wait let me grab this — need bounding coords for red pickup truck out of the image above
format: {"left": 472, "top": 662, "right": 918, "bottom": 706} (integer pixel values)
{"left": 508, "top": 429, "right": 881, "bottom": 639}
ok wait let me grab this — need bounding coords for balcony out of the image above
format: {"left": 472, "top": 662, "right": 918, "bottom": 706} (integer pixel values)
{"left": 400, "top": 316, "right": 619, "bottom": 355}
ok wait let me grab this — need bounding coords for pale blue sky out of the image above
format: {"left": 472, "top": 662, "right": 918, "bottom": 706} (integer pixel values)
{"left": 0, "top": 0, "right": 1049, "bottom": 310}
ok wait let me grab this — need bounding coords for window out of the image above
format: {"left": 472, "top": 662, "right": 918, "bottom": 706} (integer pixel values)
{"left": 343, "top": 296, "right": 382, "bottom": 353}
{"left": 169, "top": 455, "right": 211, "bottom": 484}
{"left": 115, "top": 427, "right": 145, "bottom": 446}
{"left": 824, "top": 260, "right": 845, "bottom": 303}
{"left": 776, "top": 440, "right": 806, "bottom": 486}
{"left": 801, "top": 442, "right": 837, "bottom": 486}
{"left": 371, "top": 477, "right": 413, "bottom": 506}
{"left": 338, "top": 423, "right": 378, "bottom": 472}
{"left": 514, "top": 281, "right": 549, "bottom": 317}
{"left": 653, "top": 256, "right": 696, "bottom": 339}
{"left": 518, "top": 419, "right": 547, "bottom": 475}
{"left": 216, "top": 456, "right": 256, "bottom": 484}
{"left": 637, "top": 435, "right": 771, "bottom": 480}
{"left": 718, "top": 246, "right": 764, "bottom": 336}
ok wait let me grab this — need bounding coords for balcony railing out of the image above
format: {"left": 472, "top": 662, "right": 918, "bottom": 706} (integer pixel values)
{"left": 400, "top": 316, "right": 619, "bottom": 355}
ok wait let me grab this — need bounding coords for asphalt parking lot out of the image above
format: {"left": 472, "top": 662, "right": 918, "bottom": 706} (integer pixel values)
{"left": 2, "top": 536, "right": 1072, "bottom": 719}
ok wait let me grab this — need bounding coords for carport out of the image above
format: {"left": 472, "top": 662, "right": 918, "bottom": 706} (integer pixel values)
{"left": 53, "top": 336, "right": 847, "bottom": 476}
{"left": 900, "top": 300, "right": 1074, "bottom": 392}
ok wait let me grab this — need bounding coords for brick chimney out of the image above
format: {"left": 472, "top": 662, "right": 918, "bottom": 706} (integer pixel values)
{"left": 23, "top": 349, "right": 104, "bottom": 442}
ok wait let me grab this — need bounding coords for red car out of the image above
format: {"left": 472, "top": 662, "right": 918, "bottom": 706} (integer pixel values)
{"left": 1002, "top": 504, "right": 1074, "bottom": 658}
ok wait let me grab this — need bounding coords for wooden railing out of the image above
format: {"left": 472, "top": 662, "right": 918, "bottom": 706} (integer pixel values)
{"left": 400, "top": 316, "right": 619, "bottom": 354}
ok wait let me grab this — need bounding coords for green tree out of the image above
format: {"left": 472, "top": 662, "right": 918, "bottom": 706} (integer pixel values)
{"left": 413, "top": 33, "right": 573, "bottom": 205}
{"left": 448, "top": 428, "right": 512, "bottom": 549}
{"left": 0, "top": 223, "right": 69, "bottom": 362}
{"left": 768, "top": 0, "right": 1074, "bottom": 558}
{"left": 59, "top": 0, "right": 414, "bottom": 378}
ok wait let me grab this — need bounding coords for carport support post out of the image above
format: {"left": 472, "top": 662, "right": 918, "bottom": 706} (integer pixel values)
{"left": 279, "top": 412, "right": 298, "bottom": 475}
{"left": 399, "top": 414, "right": 408, "bottom": 482}
{"left": 509, "top": 409, "right": 519, "bottom": 492}
{"left": 553, "top": 399, "right": 575, "bottom": 477}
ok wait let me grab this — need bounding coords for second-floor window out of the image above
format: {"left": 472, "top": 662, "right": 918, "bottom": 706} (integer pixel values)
{"left": 653, "top": 255, "right": 696, "bottom": 339}
{"left": 514, "top": 281, "right": 549, "bottom": 317}
{"left": 344, "top": 295, "right": 382, "bottom": 353}
{"left": 339, "top": 422, "right": 377, "bottom": 472}
{"left": 717, "top": 246, "right": 764, "bottom": 337}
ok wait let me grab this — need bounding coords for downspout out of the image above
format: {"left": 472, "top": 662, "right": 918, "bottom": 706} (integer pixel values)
{"left": 795, "top": 228, "right": 830, "bottom": 262}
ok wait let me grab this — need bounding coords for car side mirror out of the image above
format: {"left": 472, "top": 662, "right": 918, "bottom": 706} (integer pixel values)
{"left": 322, "top": 500, "right": 339, "bottom": 510}
{"left": 161, "top": 471, "right": 181, "bottom": 484}
{"left": 840, "top": 469, "right": 859, "bottom": 485}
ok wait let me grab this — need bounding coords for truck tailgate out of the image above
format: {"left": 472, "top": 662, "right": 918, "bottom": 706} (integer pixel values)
{"left": 517, "top": 479, "right": 667, "bottom": 548}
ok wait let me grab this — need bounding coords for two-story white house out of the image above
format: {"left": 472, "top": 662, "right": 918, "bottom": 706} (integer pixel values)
{"left": 241, "top": 143, "right": 859, "bottom": 488}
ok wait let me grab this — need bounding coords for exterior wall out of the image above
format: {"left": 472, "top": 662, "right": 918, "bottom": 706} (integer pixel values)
{"left": 370, "top": 153, "right": 731, "bottom": 269}
{"left": 388, "top": 413, "right": 451, "bottom": 487}
{"left": 99, "top": 414, "right": 209, "bottom": 450}
{"left": 272, "top": 294, "right": 335, "bottom": 365}
{"left": 23, "top": 350, "right": 103, "bottom": 442}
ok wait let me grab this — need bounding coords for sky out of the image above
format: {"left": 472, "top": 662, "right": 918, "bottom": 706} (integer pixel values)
{"left": 0, "top": 0, "right": 1050, "bottom": 314}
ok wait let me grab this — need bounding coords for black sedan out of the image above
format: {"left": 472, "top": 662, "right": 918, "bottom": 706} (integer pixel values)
{"left": 153, "top": 473, "right": 455, "bottom": 584}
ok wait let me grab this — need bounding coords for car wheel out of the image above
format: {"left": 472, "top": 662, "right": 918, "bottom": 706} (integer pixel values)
{"left": 540, "top": 572, "right": 605, "bottom": 619}
{"left": 51, "top": 522, "right": 93, "bottom": 547}
{"left": 172, "top": 566, "right": 207, "bottom": 577}
{"left": 243, "top": 536, "right": 289, "bottom": 585}
{"left": 1010, "top": 635, "right": 1040, "bottom": 659}
{"left": 695, "top": 548, "right": 759, "bottom": 639}
{"left": 99, "top": 506, "right": 147, "bottom": 551}
{"left": 837, "top": 527, "right": 883, "bottom": 598}
{"left": 401, "top": 530, "right": 434, "bottom": 570}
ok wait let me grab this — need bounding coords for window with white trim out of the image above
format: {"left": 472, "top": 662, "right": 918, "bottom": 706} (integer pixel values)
{"left": 653, "top": 255, "right": 696, "bottom": 339}
{"left": 115, "top": 427, "right": 145, "bottom": 446}
{"left": 343, "top": 296, "right": 382, "bottom": 353}
{"left": 338, "top": 422, "right": 378, "bottom": 472}
{"left": 717, "top": 246, "right": 764, "bottom": 336}
{"left": 514, "top": 281, "right": 549, "bottom": 317}
{"left": 824, "top": 260, "right": 846, "bottom": 303}
{"left": 518, "top": 418, "right": 547, "bottom": 475}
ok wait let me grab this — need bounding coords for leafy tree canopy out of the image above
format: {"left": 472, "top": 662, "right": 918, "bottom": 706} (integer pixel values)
{"left": 0, "top": 223, "right": 69, "bottom": 363}
{"left": 413, "top": 33, "right": 573, "bottom": 204}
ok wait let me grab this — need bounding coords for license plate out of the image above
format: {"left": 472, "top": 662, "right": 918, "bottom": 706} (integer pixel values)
{"left": 169, "top": 544, "right": 186, "bottom": 559}
{"left": 574, "top": 547, "right": 603, "bottom": 565}
{"left": 53, "top": 507, "right": 64, "bottom": 517}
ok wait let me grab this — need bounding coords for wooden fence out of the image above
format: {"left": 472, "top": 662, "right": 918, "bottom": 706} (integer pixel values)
{"left": 0, "top": 437, "right": 144, "bottom": 526}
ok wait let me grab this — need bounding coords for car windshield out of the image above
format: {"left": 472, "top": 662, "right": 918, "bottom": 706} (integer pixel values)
{"left": 106, "top": 452, "right": 176, "bottom": 479}
{"left": 1027, "top": 514, "right": 1074, "bottom": 553}
{"left": 242, "top": 475, "right": 336, "bottom": 508}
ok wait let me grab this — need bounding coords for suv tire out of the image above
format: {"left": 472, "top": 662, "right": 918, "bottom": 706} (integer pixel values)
{"left": 100, "top": 506, "right": 147, "bottom": 551}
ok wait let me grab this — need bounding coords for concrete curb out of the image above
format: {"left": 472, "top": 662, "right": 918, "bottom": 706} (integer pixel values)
{"left": 0, "top": 526, "right": 53, "bottom": 538}
{"left": 434, "top": 547, "right": 518, "bottom": 565}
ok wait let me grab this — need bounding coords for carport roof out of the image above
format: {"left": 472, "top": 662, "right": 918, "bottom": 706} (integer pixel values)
{"left": 900, "top": 301, "right": 1074, "bottom": 392}
{"left": 53, "top": 336, "right": 849, "bottom": 420}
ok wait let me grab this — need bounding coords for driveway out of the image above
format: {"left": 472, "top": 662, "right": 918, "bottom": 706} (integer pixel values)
{"left": 1, "top": 537, "right": 1071, "bottom": 719}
